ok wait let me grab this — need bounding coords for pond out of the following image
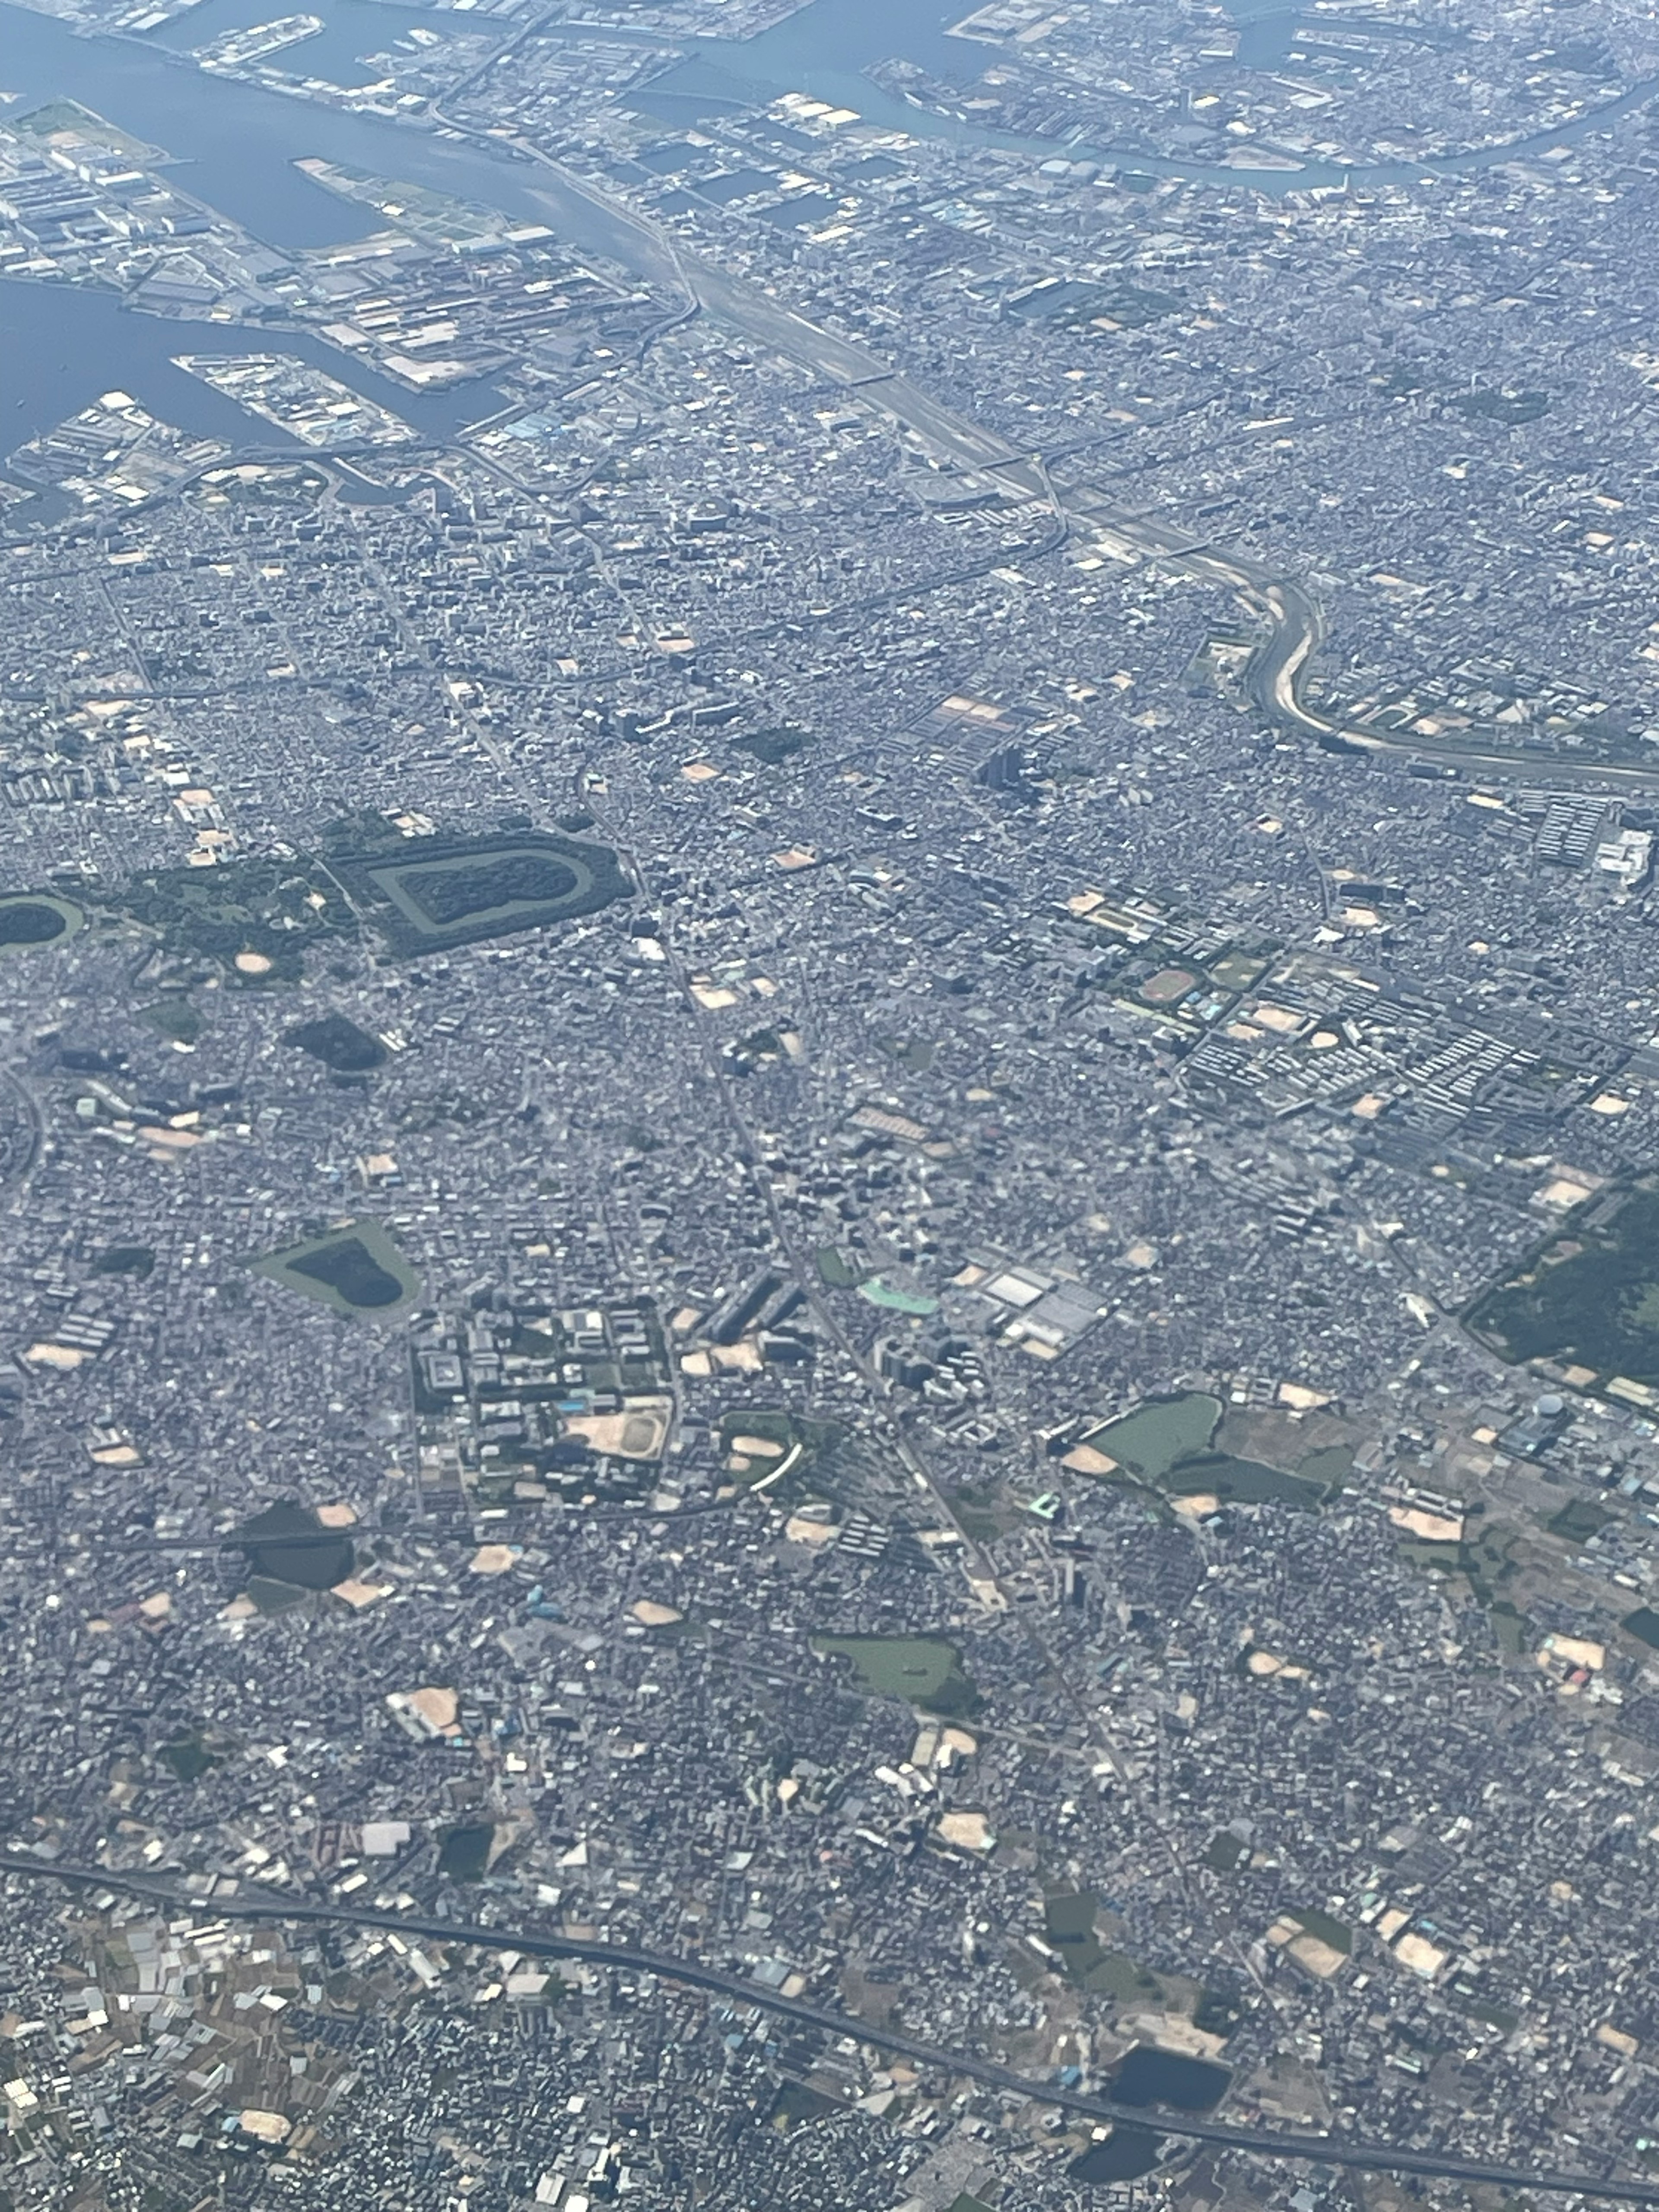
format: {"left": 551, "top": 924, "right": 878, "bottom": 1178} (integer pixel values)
{"left": 1071, "top": 2128, "right": 1165, "bottom": 2183}
{"left": 438, "top": 1823, "right": 495, "bottom": 1881}
{"left": 252, "top": 1217, "right": 420, "bottom": 1316}
{"left": 1089, "top": 1393, "right": 1221, "bottom": 1479}
{"left": 284, "top": 1013, "right": 387, "bottom": 1074}
{"left": 1161, "top": 1451, "right": 1331, "bottom": 1510}
{"left": 1110, "top": 2047, "right": 1230, "bottom": 2112}
{"left": 812, "top": 1634, "right": 979, "bottom": 1717}
{"left": 159, "top": 1730, "right": 222, "bottom": 1783}
{"left": 95, "top": 1245, "right": 156, "bottom": 1279}
{"left": 238, "top": 1499, "right": 354, "bottom": 1591}
{"left": 1082, "top": 1393, "right": 1343, "bottom": 1509}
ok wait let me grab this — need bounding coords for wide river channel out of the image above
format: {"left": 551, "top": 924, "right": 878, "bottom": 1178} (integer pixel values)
{"left": 0, "top": 0, "right": 1653, "bottom": 458}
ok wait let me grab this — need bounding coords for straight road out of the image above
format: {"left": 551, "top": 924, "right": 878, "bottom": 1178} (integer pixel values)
{"left": 449, "top": 122, "right": 1659, "bottom": 794}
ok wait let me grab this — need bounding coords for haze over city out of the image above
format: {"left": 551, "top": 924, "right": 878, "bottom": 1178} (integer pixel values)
{"left": 5, "top": 0, "right": 1659, "bottom": 2208}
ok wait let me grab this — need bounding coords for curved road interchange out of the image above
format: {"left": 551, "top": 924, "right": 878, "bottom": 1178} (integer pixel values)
{"left": 416, "top": 114, "right": 1659, "bottom": 795}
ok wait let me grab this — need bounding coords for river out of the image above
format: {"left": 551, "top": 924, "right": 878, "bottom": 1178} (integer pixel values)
{"left": 0, "top": 0, "right": 621, "bottom": 461}
{"left": 4, "top": 0, "right": 1656, "bottom": 468}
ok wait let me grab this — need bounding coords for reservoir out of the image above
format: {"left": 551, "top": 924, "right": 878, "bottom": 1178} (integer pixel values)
{"left": 238, "top": 1498, "right": 355, "bottom": 1589}
{"left": 1111, "top": 2046, "right": 1231, "bottom": 2111}
{"left": 1072, "top": 2127, "right": 1165, "bottom": 2183}
{"left": 1090, "top": 1392, "right": 1223, "bottom": 1481}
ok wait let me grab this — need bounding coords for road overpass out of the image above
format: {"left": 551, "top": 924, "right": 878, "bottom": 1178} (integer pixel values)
{"left": 440, "top": 127, "right": 1659, "bottom": 795}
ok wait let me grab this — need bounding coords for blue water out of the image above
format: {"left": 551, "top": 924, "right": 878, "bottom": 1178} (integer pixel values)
{"left": 0, "top": 0, "right": 591, "bottom": 462}
{"left": 0, "top": 276, "right": 500, "bottom": 454}
{"left": 0, "top": 0, "right": 1653, "bottom": 463}
{"left": 0, "top": 2, "right": 555, "bottom": 247}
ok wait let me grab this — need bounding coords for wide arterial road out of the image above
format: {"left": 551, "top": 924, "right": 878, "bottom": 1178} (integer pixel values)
{"left": 5, "top": 1856, "right": 1655, "bottom": 2203}
{"left": 449, "top": 125, "right": 1659, "bottom": 794}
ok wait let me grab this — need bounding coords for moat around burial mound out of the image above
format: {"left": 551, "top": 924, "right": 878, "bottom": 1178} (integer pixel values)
{"left": 337, "top": 830, "right": 629, "bottom": 953}
{"left": 251, "top": 1218, "right": 420, "bottom": 1316}
{"left": 0, "top": 892, "right": 81, "bottom": 950}
{"left": 408, "top": 851, "right": 577, "bottom": 924}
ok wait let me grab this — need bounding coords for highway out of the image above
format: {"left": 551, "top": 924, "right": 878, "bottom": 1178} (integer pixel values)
{"left": 414, "top": 125, "right": 1659, "bottom": 795}
{"left": 6, "top": 1854, "right": 1658, "bottom": 2202}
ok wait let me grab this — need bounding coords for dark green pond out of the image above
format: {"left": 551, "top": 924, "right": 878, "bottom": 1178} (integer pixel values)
{"left": 290, "top": 1237, "right": 404, "bottom": 1309}
{"left": 238, "top": 1500, "right": 353, "bottom": 1592}
{"left": 0, "top": 900, "right": 67, "bottom": 945}
{"left": 438, "top": 1824, "right": 494, "bottom": 1881}
{"left": 1072, "top": 2128, "right": 1164, "bottom": 2183}
{"left": 253, "top": 1218, "right": 420, "bottom": 1316}
{"left": 285, "top": 1014, "right": 387, "bottom": 1073}
{"left": 1111, "top": 2047, "right": 1230, "bottom": 2111}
